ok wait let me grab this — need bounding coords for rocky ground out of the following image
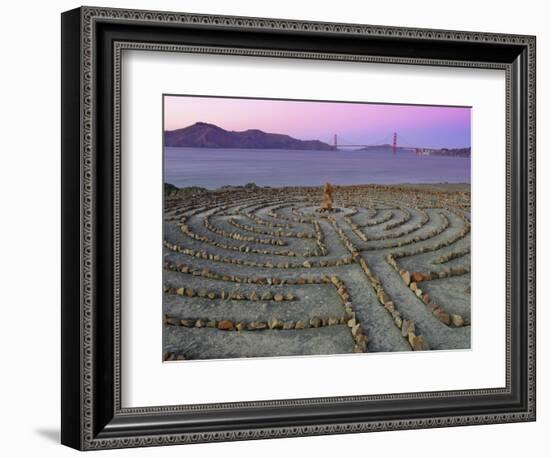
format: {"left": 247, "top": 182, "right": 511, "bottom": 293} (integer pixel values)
{"left": 162, "top": 183, "right": 471, "bottom": 361}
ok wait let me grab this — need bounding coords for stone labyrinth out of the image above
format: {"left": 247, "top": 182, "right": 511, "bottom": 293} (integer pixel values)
{"left": 163, "top": 184, "right": 471, "bottom": 360}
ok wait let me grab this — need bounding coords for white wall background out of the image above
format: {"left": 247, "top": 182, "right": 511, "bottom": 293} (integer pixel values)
{"left": 0, "top": 0, "right": 545, "bottom": 456}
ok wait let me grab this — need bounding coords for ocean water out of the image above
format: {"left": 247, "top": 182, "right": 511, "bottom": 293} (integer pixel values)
{"left": 164, "top": 147, "right": 471, "bottom": 189}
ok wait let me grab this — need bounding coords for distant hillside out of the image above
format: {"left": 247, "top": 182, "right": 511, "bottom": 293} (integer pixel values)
{"left": 164, "top": 122, "right": 333, "bottom": 150}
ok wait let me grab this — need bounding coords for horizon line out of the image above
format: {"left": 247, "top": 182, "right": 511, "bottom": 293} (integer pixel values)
{"left": 163, "top": 121, "right": 472, "bottom": 150}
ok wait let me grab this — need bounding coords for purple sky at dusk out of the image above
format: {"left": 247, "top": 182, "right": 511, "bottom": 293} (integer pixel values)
{"left": 164, "top": 95, "right": 471, "bottom": 149}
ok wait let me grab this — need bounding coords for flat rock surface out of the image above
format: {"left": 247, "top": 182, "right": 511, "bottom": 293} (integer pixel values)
{"left": 163, "top": 184, "right": 471, "bottom": 360}
{"left": 165, "top": 325, "right": 356, "bottom": 359}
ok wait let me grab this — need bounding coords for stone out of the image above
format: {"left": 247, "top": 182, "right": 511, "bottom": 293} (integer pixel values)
{"left": 217, "top": 320, "right": 234, "bottom": 331}
{"left": 310, "top": 317, "right": 322, "bottom": 328}
{"left": 283, "top": 321, "right": 295, "bottom": 330}
{"left": 268, "top": 317, "right": 284, "bottom": 329}
{"left": 401, "top": 319, "right": 411, "bottom": 337}
{"left": 451, "top": 267, "right": 467, "bottom": 276}
{"left": 302, "top": 261, "right": 312, "bottom": 268}
{"left": 248, "top": 321, "right": 267, "bottom": 330}
{"left": 179, "top": 319, "right": 193, "bottom": 327}
{"left": 260, "top": 291, "right": 273, "bottom": 301}
{"left": 377, "top": 291, "right": 390, "bottom": 304}
{"left": 384, "top": 301, "right": 395, "bottom": 313}
{"left": 410, "top": 282, "right": 417, "bottom": 291}
{"left": 164, "top": 316, "right": 177, "bottom": 325}
{"left": 295, "top": 320, "right": 306, "bottom": 329}
{"left": 274, "top": 294, "right": 284, "bottom": 302}
{"left": 248, "top": 291, "right": 258, "bottom": 301}
{"left": 344, "top": 310, "right": 355, "bottom": 321}
{"left": 319, "top": 182, "right": 335, "bottom": 212}
{"left": 356, "top": 333, "right": 368, "bottom": 345}
{"left": 451, "top": 314, "right": 465, "bottom": 327}
{"left": 394, "top": 315, "right": 403, "bottom": 328}
{"left": 176, "top": 287, "right": 185, "bottom": 296}
{"left": 285, "top": 293, "right": 295, "bottom": 301}
{"left": 434, "top": 309, "right": 451, "bottom": 325}
{"left": 409, "top": 334, "right": 428, "bottom": 351}
{"left": 391, "top": 309, "right": 401, "bottom": 319}
{"left": 400, "top": 270, "right": 411, "bottom": 285}
{"left": 235, "top": 322, "right": 246, "bottom": 332}
{"left": 411, "top": 272, "right": 425, "bottom": 283}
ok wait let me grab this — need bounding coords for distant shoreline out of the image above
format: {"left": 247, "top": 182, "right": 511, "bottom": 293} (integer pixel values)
{"left": 165, "top": 182, "right": 470, "bottom": 197}
{"left": 165, "top": 145, "right": 471, "bottom": 156}
{"left": 164, "top": 122, "right": 470, "bottom": 154}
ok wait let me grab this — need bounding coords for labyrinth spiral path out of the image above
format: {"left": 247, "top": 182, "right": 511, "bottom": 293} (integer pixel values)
{"left": 163, "top": 184, "right": 471, "bottom": 361}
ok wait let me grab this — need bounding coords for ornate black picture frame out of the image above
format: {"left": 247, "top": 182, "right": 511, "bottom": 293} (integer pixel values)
{"left": 61, "top": 6, "right": 536, "bottom": 450}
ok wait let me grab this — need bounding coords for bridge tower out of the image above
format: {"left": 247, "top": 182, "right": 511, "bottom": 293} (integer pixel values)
{"left": 333, "top": 134, "right": 338, "bottom": 149}
{"left": 392, "top": 132, "right": 397, "bottom": 154}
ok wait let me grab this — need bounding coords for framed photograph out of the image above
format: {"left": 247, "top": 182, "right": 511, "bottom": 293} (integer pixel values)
{"left": 61, "top": 6, "right": 536, "bottom": 450}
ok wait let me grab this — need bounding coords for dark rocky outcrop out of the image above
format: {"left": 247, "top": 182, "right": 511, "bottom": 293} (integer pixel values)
{"left": 164, "top": 122, "right": 333, "bottom": 150}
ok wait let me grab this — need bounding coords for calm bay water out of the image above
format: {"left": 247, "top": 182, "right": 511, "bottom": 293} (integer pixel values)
{"left": 164, "top": 147, "right": 470, "bottom": 189}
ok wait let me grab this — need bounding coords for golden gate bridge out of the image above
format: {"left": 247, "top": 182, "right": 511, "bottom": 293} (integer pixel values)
{"left": 331, "top": 132, "right": 429, "bottom": 155}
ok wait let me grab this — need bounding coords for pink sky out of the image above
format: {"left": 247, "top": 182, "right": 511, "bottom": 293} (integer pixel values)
{"left": 164, "top": 95, "right": 471, "bottom": 149}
